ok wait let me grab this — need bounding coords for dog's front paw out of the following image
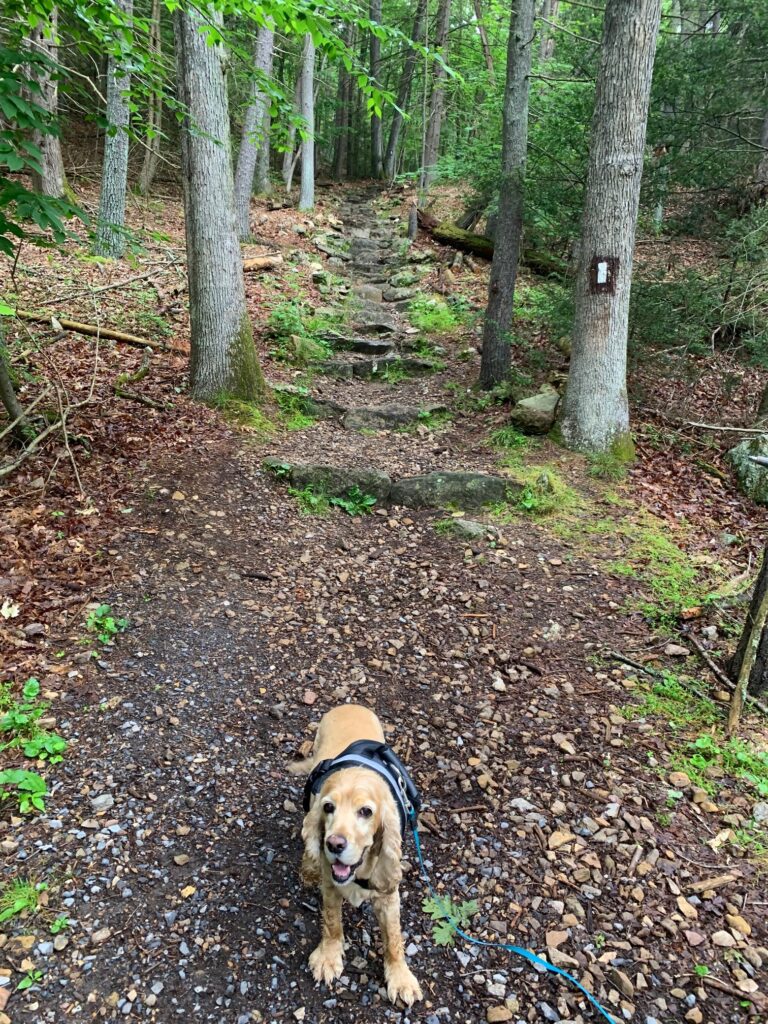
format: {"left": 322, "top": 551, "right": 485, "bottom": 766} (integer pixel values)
{"left": 309, "top": 942, "right": 344, "bottom": 985}
{"left": 385, "top": 962, "right": 423, "bottom": 1006}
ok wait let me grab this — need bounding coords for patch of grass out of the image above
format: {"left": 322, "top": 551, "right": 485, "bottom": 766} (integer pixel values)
{"left": 288, "top": 485, "right": 330, "bottom": 516}
{"left": 504, "top": 464, "right": 582, "bottom": 518}
{"left": 621, "top": 670, "right": 720, "bottom": 732}
{"left": 403, "top": 409, "right": 452, "bottom": 432}
{"left": 408, "top": 295, "right": 461, "bottom": 334}
{"left": 0, "top": 878, "right": 46, "bottom": 924}
{"left": 214, "top": 396, "right": 276, "bottom": 437}
{"left": 274, "top": 388, "right": 316, "bottom": 431}
{"left": 490, "top": 425, "right": 531, "bottom": 454}
{"left": 266, "top": 300, "right": 334, "bottom": 365}
{"left": 588, "top": 450, "right": 630, "bottom": 482}
{"left": 380, "top": 363, "right": 411, "bottom": 384}
{"left": 685, "top": 734, "right": 768, "bottom": 798}
{"left": 410, "top": 336, "right": 442, "bottom": 359}
{"left": 433, "top": 518, "right": 456, "bottom": 536}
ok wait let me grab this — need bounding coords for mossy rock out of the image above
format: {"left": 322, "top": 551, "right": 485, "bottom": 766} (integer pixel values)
{"left": 509, "top": 388, "right": 560, "bottom": 435}
{"left": 726, "top": 435, "right": 768, "bottom": 504}
{"left": 289, "top": 463, "right": 392, "bottom": 502}
{"left": 391, "top": 471, "right": 517, "bottom": 510}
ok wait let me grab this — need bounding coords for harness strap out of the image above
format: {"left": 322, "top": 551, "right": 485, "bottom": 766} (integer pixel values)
{"left": 410, "top": 820, "right": 617, "bottom": 1024}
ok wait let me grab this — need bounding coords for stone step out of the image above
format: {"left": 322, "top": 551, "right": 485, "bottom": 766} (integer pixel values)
{"left": 264, "top": 459, "right": 517, "bottom": 509}
{"left": 313, "top": 355, "right": 440, "bottom": 380}
{"left": 320, "top": 332, "right": 395, "bottom": 356}
{"left": 272, "top": 384, "right": 445, "bottom": 430}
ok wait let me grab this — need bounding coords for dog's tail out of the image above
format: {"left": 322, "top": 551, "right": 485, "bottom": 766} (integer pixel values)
{"left": 286, "top": 755, "right": 315, "bottom": 776}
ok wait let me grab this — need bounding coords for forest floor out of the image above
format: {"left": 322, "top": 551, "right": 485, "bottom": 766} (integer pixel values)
{"left": 1, "top": 181, "right": 768, "bottom": 1024}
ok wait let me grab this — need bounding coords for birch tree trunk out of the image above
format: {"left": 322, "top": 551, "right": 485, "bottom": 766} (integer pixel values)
{"left": 422, "top": 0, "right": 452, "bottom": 190}
{"left": 479, "top": 0, "right": 534, "bottom": 389}
{"left": 370, "top": 0, "right": 384, "bottom": 178}
{"left": 137, "top": 0, "right": 162, "bottom": 196}
{"left": 93, "top": 0, "right": 133, "bottom": 257}
{"left": 282, "top": 76, "right": 301, "bottom": 189}
{"left": 298, "top": 34, "right": 316, "bottom": 211}
{"left": 233, "top": 21, "right": 275, "bottom": 239}
{"left": 174, "top": 4, "right": 264, "bottom": 402}
{"left": 28, "top": 11, "right": 68, "bottom": 198}
{"left": 384, "top": 0, "right": 428, "bottom": 179}
{"left": 559, "top": 0, "right": 662, "bottom": 453}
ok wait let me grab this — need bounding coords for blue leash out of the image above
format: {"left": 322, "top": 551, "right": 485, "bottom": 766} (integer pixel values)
{"left": 409, "top": 818, "right": 618, "bottom": 1024}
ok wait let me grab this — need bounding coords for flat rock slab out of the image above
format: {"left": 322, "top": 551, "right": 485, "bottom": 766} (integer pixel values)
{"left": 509, "top": 388, "right": 560, "bottom": 435}
{"left": 342, "top": 404, "right": 447, "bottom": 431}
{"left": 265, "top": 460, "right": 392, "bottom": 502}
{"left": 391, "top": 471, "right": 515, "bottom": 509}
{"left": 351, "top": 301, "right": 398, "bottom": 335}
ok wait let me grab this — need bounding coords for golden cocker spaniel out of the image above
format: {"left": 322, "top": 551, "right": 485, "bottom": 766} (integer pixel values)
{"left": 288, "top": 704, "right": 423, "bottom": 1006}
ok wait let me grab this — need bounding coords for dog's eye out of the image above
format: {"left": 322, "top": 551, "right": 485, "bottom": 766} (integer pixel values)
{"left": 358, "top": 806, "right": 373, "bottom": 819}
{"left": 322, "top": 801, "right": 334, "bottom": 815}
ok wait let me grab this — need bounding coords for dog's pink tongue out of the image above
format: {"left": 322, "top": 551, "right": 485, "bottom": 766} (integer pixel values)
{"left": 332, "top": 862, "right": 352, "bottom": 881}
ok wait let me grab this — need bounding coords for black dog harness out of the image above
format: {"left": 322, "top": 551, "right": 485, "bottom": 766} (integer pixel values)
{"left": 302, "top": 739, "right": 421, "bottom": 835}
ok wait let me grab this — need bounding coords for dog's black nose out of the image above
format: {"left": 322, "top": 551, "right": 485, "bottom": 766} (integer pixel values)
{"left": 326, "top": 834, "right": 347, "bottom": 855}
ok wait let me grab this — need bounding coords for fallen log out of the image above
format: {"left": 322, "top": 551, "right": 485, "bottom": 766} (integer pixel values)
{"left": 13, "top": 310, "right": 187, "bottom": 354}
{"left": 416, "top": 210, "right": 566, "bottom": 276}
{"left": 243, "top": 254, "right": 283, "bottom": 272}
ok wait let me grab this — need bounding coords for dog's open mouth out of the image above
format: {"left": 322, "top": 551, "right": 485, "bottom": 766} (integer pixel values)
{"left": 330, "top": 856, "right": 363, "bottom": 885}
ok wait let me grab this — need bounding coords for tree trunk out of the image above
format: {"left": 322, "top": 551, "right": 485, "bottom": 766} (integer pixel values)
{"left": 479, "top": 0, "right": 535, "bottom": 389}
{"left": 0, "top": 325, "right": 31, "bottom": 442}
{"left": 730, "top": 548, "right": 768, "bottom": 700}
{"left": 752, "top": 109, "right": 768, "bottom": 196}
{"left": 282, "top": 75, "right": 301, "bottom": 189}
{"left": 137, "top": 0, "right": 162, "bottom": 196}
{"left": 422, "top": 0, "right": 452, "bottom": 190}
{"left": 233, "top": 21, "right": 275, "bottom": 239}
{"left": 370, "top": 0, "right": 384, "bottom": 178}
{"left": 538, "top": 0, "right": 560, "bottom": 60}
{"left": 255, "top": 105, "right": 272, "bottom": 195}
{"left": 174, "top": 4, "right": 264, "bottom": 402}
{"left": 559, "top": 0, "right": 662, "bottom": 453}
{"left": 472, "top": 0, "right": 495, "bottom": 83}
{"left": 384, "top": 0, "right": 428, "bottom": 179}
{"left": 28, "top": 10, "right": 68, "bottom": 198}
{"left": 93, "top": 0, "right": 133, "bottom": 258}
{"left": 298, "top": 34, "right": 316, "bottom": 211}
{"left": 332, "top": 25, "right": 354, "bottom": 180}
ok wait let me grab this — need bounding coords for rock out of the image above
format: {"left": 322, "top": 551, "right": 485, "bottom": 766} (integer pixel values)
{"left": 753, "top": 801, "right": 768, "bottom": 823}
{"left": 342, "top": 404, "right": 446, "bottom": 431}
{"left": 441, "top": 519, "right": 496, "bottom": 541}
{"left": 486, "top": 1008, "right": 512, "bottom": 1023}
{"left": 664, "top": 643, "right": 690, "bottom": 657}
{"left": 548, "top": 830, "right": 575, "bottom": 850}
{"left": 669, "top": 771, "right": 691, "bottom": 788}
{"left": 352, "top": 283, "right": 383, "bottom": 303}
{"left": 90, "top": 793, "right": 114, "bottom": 813}
{"left": 726, "top": 913, "right": 751, "bottom": 936}
{"left": 383, "top": 286, "right": 418, "bottom": 302}
{"left": 389, "top": 270, "right": 421, "bottom": 288}
{"left": 508, "top": 389, "right": 560, "bottom": 435}
{"left": 326, "top": 334, "right": 394, "bottom": 356}
{"left": 390, "top": 471, "right": 514, "bottom": 510}
{"left": 610, "top": 969, "right": 635, "bottom": 999}
{"left": 351, "top": 301, "right": 397, "bottom": 335}
{"left": 726, "top": 435, "right": 768, "bottom": 503}
{"left": 288, "top": 463, "right": 392, "bottom": 503}
{"left": 712, "top": 930, "right": 736, "bottom": 947}
{"left": 91, "top": 927, "right": 112, "bottom": 945}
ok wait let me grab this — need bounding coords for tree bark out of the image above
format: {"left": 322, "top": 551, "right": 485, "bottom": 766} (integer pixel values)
{"left": 0, "top": 325, "right": 31, "bottom": 442}
{"left": 370, "top": 0, "right": 384, "bottom": 178}
{"left": 298, "top": 33, "right": 316, "bottom": 211}
{"left": 559, "top": 0, "right": 662, "bottom": 452}
{"left": 479, "top": 0, "right": 535, "bottom": 389}
{"left": 472, "top": 0, "right": 495, "bottom": 84}
{"left": 233, "top": 21, "right": 275, "bottom": 239}
{"left": 174, "top": 4, "right": 264, "bottom": 402}
{"left": 384, "top": 0, "right": 428, "bottom": 179}
{"left": 332, "top": 25, "right": 354, "bottom": 180}
{"left": 93, "top": 0, "right": 133, "bottom": 258}
{"left": 137, "top": 0, "right": 162, "bottom": 196}
{"left": 730, "top": 548, "right": 768, "bottom": 700}
{"left": 422, "top": 0, "right": 452, "bottom": 190}
{"left": 28, "top": 10, "right": 68, "bottom": 198}
{"left": 538, "top": 0, "right": 560, "bottom": 61}
{"left": 254, "top": 105, "right": 272, "bottom": 195}
{"left": 282, "top": 75, "right": 301, "bottom": 190}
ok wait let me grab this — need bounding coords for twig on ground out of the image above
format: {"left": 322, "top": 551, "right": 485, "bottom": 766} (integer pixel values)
{"left": 38, "top": 268, "right": 172, "bottom": 306}
{"left": 701, "top": 975, "right": 767, "bottom": 1011}
{"left": 13, "top": 310, "right": 186, "bottom": 353}
{"left": 54, "top": 385, "right": 84, "bottom": 497}
{"left": 0, "top": 387, "right": 53, "bottom": 443}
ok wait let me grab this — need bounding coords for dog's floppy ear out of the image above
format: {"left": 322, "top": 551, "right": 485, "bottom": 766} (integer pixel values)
{"left": 369, "top": 791, "right": 402, "bottom": 894}
{"left": 300, "top": 798, "right": 324, "bottom": 886}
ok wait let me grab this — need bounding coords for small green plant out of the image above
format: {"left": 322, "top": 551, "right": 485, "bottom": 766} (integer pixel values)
{"left": 408, "top": 295, "right": 460, "bottom": 334}
{"left": 265, "top": 459, "right": 292, "bottom": 479}
{"left": 17, "top": 968, "right": 43, "bottom": 992}
{"left": 267, "top": 300, "right": 333, "bottom": 365}
{"left": 0, "top": 679, "right": 67, "bottom": 764}
{"left": 288, "top": 485, "right": 330, "bottom": 516}
{"left": 50, "top": 915, "right": 70, "bottom": 935}
{"left": 656, "top": 811, "right": 672, "bottom": 827}
{"left": 693, "top": 964, "right": 710, "bottom": 978}
{"left": 274, "top": 389, "right": 316, "bottom": 431}
{"left": 422, "top": 894, "right": 478, "bottom": 946}
{"left": 85, "top": 604, "right": 128, "bottom": 644}
{"left": 329, "top": 486, "right": 377, "bottom": 516}
{"left": 490, "top": 426, "right": 530, "bottom": 453}
{"left": 0, "top": 878, "right": 46, "bottom": 923}
{"left": 0, "top": 769, "right": 47, "bottom": 814}
{"left": 594, "top": 932, "right": 606, "bottom": 949}
{"left": 408, "top": 409, "right": 452, "bottom": 432}
{"left": 380, "top": 362, "right": 411, "bottom": 384}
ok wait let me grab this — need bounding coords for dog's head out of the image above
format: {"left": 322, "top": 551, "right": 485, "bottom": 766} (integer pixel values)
{"left": 301, "top": 767, "right": 402, "bottom": 891}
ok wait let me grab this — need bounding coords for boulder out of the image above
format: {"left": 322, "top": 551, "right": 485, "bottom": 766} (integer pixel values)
{"left": 389, "top": 269, "right": 421, "bottom": 288}
{"left": 391, "top": 471, "right": 515, "bottom": 509}
{"left": 383, "top": 286, "right": 419, "bottom": 302}
{"left": 442, "top": 519, "right": 497, "bottom": 540}
{"left": 726, "top": 435, "right": 768, "bottom": 504}
{"left": 288, "top": 463, "right": 392, "bottom": 503}
{"left": 509, "top": 388, "right": 560, "bottom": 435}
{"left": 351, "top": 301, "right": 397, "bottom": 335}
{"left": 352, "top": 283, "right": 384, "bottom": 303}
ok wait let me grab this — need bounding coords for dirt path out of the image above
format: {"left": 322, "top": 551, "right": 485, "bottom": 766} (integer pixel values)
{"left": 4, "top": 191, "right": 767, "bottom": 1024}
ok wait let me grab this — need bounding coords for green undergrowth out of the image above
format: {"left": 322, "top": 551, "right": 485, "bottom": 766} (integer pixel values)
{"left": 399, "top": 409, "right": 453, "bottom": 433}
{"left": 620, "top": 671, "right": 768, "bottom": 856}
{"left": 215, "top": 389, "right": 317, "bottom": 436}
{"left": 408, "top": 295, "right": 462, "bottom": 334}
{"left": 288, "top": 484, "right": 377, "bottom": 517}
{"left": 266, "top": 300, "right": 342, "bottom": 365}
{"left": 274, "top": 388, "right": 316, "bottom": 431}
